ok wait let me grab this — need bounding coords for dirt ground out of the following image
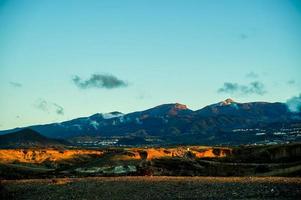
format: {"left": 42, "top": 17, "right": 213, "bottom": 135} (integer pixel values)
{"left": 1, "top": 176, "right": 301, "bottom": 200}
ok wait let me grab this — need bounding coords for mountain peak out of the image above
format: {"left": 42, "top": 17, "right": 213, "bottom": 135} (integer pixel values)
{"left": 173, "top": 103, "right": 188, "bottom": 110}
{"left": 139, "top": 103, "right": 190, "bottom": 117}
{"left": 89, "top": 112, "right": 124, "bottom": 120}
{"left": 162, "top": 103, "right": 190, "bottom": 115}
{"left": 102, "top": 112, "right": 124, "bottom": 119}
{"left": 152, "top": 103, "right": 188, "bottom": 110}
{"left": 220, "top": 98, "right": 236, "bottom": 106}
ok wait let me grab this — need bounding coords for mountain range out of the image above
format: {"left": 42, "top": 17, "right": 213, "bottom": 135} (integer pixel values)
{"left": 1, "top": 99, "right": 300, "bottom": 146}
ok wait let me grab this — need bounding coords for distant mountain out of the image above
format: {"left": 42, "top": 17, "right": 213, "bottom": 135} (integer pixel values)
{"left": 196, "top": 98, "right": 290, "bottom": 121}
{"left": 127, "top": 103, "right": 193, "bottom": 117}
{"left": 0, "top": 129, "right": 69, "bottom": 148}
{"left": 0, "top": 99, "right": 300, "bottom": 145}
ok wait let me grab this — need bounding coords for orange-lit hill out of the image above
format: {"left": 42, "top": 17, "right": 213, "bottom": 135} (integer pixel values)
{"left": 0, "top": 146, "right": 231, "bottom": 165}
{"left": 0, "top": 149, "right": 104, "bottom": 164}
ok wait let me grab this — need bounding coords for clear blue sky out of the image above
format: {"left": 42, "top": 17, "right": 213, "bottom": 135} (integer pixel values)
{"left": 0, "top": 0, "right": 300, "bottom": 130}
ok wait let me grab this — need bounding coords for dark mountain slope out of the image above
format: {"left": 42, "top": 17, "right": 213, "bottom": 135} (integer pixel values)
{"left": 0, "top": 129, "right": 69, "bottom": 148}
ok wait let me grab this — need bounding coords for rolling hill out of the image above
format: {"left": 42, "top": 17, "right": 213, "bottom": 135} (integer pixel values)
{"left": 0, "top": 129, "right": 69, "bottom": 148}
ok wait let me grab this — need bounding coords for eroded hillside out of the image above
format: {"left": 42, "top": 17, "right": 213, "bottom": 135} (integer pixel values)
{"left": 0, "top": 144, "right": 300, "bottom": 179}
{"left": 0, "top": 149, "right": 104, "bottom": 164}
{"left": 0, "top": 146, "right": 230, "bottom": 164}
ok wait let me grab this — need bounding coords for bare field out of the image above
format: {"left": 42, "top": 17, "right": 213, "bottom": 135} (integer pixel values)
{"left": 1, "top": 176, "right": 301, "bottom": 200}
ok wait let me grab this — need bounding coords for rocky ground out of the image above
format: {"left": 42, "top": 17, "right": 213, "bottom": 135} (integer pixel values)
{"left": 1, "top": 176, "right": 301, "bottom": 200}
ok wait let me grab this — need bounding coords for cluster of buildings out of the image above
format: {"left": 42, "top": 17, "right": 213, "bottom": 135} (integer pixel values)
{"left": 232, "top": 127, "right": 301, "bottom": 145}
{"left": 75, "top": 138, "right": 119, "bottom": 146}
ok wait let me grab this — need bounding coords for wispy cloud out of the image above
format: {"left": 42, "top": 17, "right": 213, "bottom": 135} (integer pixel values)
{"left": 34, "top": 99, "right": 64, "bottom": 115}
{"left": 287, "top": 80, "right": 296, "bottom": 85}
{"left": 218, "top": 81, "right": 266, "bottom": 95}
{"left": 137, "top": 92, "right": 151, "bottom": 100}
{"left": 34, "top": 99, "right": 49, "bottom": 112}
{"left": 72, "top": 73, "right": 128, "bottom": 89}
{"left": 239, "top": 33, "right": 248, "bottom": 40}
{"left": 9, "top": 81, "right": 22, "bottom": 88}
{"left": 286, "top": 94, "right": 301, "bottom": 113}
{"left": 53, "top": 103, "right": 64, "bottom": 115}
{"left": 245, "top": 72, "right": 259, "bottom": 79}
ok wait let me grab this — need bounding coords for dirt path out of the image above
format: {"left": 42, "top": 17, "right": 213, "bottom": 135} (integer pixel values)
{"left": 2, "top": 176, "right": 301, "bottom": 200}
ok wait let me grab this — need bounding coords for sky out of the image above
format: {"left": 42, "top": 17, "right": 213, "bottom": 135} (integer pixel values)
{"left": 0, "top": 0, "right": 300, "bottom": 130}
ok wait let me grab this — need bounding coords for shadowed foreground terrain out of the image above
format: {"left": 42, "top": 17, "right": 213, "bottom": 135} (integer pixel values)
{"left": 1, "top": 143, "right": 301, "bottom": 179}
{"left": 1, "top": 176, "right": 301, "bottom": 200}
{"left": 1, "top": 144, "right": 300, "bottom": 199}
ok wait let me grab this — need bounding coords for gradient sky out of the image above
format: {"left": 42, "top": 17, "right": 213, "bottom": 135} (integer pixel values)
{"left": 0, "top": 0, "right": 300, "bottom": 130}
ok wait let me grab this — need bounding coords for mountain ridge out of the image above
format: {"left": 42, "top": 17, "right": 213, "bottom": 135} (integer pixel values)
{"left": 0, "top": 99, "right": 300, "bottom": 145}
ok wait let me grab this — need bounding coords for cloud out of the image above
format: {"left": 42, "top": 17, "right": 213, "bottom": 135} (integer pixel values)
{"left": 239, "top": 33, "right": 248, "bottom": 40}
{"left": 287, "top": 80, "right": 296, "bottom": 85}
{"left": 218, "top": 81, "right": 266, "bottom": 95}
{"left": 53, "top": 103, "right": 64, "bottom": 115}
{"left": 137, "top": 93, "right": 151, "bottom": 100}
{"left": 245, "top": 72, "right": 259, "bottom": 79}
{"left": 218, "top": 83, "right": 239, "bottom": 93}
{"left": 72, "top": 74, "right": 128, "bottom": 89}
{"left": 286, "top": 94, "right": 301, "bottom": 113}
{"left": 34, "top": 99, "right": 64, "bottom": 115}
{"left": 34, "top": 99, "right": 49, "bottom": 112}
{"left": 9, "top": 82, "right": 22, "bottom": 87}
